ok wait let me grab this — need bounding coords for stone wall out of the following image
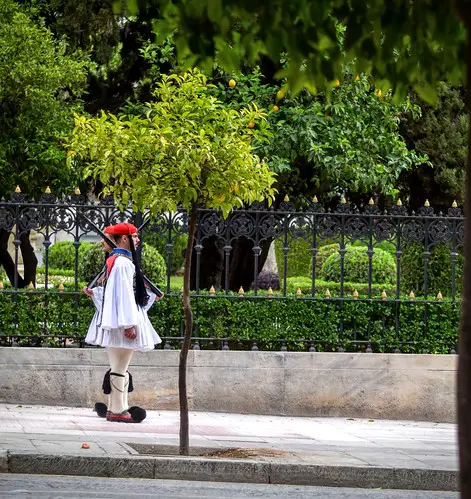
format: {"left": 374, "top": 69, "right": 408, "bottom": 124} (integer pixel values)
{"left": 0, "top": 348, "right": 456, "bottom": 422}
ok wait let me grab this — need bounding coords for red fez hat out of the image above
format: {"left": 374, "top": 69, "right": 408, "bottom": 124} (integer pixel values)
{"left": 108, "top": 222, "right": 138, "bottom": 235}
{"left": 104, "top": 225, "right": 114, "bottom": 234}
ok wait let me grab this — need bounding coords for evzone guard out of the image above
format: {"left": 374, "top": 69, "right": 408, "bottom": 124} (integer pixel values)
{"left": 83, "top": 222, "right": 163, "bottom": 423}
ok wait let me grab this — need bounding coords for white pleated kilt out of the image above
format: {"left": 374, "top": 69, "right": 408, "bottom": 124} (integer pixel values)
{"left": 85, "top": 287, "right": 162, "bottom": 352}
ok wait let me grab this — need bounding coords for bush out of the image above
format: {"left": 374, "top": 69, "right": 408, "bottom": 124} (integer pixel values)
{"left": 251, "top": 271, "right": 280, "bottom": 290}
{"left": 285, "top": 276, "right": 395, "bottom": 297}
{"left": 44, "top": 241, "right": 93, "bottom": 271}
{"left": 0, "top": 290, "right": 458, "bottom": 353}
{"left": 321, "top": 246, "right": 396, "bottom": 284}
{"left": 400, "top": 243, "right": 464, "bottom": 297}
{"left": 274, "top": 236, "right": 312, "bottom": 278}
{"left": 144, "top": 231, "right": 188, "bottom": 275}
{"left": 78, "top": 242, "right": 167, "bottom": 285}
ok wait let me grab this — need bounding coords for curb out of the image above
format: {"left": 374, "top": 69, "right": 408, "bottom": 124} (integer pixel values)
{"left": 0, "top": 451, "right": 458, "bottom": 491}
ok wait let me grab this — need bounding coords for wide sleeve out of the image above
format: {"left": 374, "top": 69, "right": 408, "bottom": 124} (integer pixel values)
{"left": 100, "top": 259, "right": 139, "bottom": 330}
{"left": 90, "top": 286, "right": 104, "bottom": 310}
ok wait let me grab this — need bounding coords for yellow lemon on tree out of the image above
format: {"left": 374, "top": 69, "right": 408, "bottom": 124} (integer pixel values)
{"left": 335, "top": 79, "right": 340, "bottom": 87}
{"left": 248, "top": 121, "right": 255, "bottom": 129}
{"left": 228, "top": 79, "right": 236, "bottom": 88}
{"left": 276, "top": 90, "right": 284, "bottom": 100}
{"left": 273, "top": 105, "right": 279, "bottom": 112}
{"left": 376, "top": 89, "right": 382, "bottom": 97}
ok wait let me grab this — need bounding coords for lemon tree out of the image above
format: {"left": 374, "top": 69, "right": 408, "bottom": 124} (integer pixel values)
{"left": 68, "top": 70, "right": 276, "bottom": 455}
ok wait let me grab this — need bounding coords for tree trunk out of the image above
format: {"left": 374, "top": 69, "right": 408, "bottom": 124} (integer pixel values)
{"left": 0, "top": 229, "right": 25, "bottom": 288}
{"left": 190, "top": 237, "right": 272, "bottom": 291}
{"left": 0, "top": 230, "right": 38, "bottom": 288}
{"left": 20, "top": 231, "right": 38, "bottom": 287}
{"left": 179, "top": 205, "right": 198, "bottom": 456}
{"left": 458, "top": 21, "right": 471, "bottom": 497}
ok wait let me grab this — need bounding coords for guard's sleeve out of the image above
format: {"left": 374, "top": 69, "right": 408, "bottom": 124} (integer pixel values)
{"left": 90, "top": 286, "right": 104, "bottom": 310}
{"left": 101, "top": 259, "right": 139, "bottom": 330}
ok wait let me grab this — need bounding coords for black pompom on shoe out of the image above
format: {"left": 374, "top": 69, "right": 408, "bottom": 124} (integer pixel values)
{"left": 129, "top": 406, "right": 146, "bottom": 423}
{"left": 94, "top": 402, "right": 108, "bottom": 418}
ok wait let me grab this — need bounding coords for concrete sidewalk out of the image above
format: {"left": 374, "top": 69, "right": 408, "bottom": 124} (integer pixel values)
{"left": 0, "top": 404, "right": 459, "bottom": 491}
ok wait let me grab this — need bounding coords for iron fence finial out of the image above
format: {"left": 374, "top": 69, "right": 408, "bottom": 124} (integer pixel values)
{"left": 209, "top": 285, "right": 215, "bottom": 296}
{"left": 452, "top": 200, "right": 458, "bottom": 208}
{"left": 396, "top": 198, "right": 402, "bottom": 206}
{"left": 424, "top": 199, "right": 430, "bottom": 207}
{"left": 74, "top": 187, "right": 81, "bottom": 195}
{"left": 15, "top": 186, "right": 21, "bottom": 193}
{"left": 437, "top": 291, "right": 443, "bottom": 300}
{"left": 296, "top": 288, "right": 302, "bottom": 297}
{"left": 268, "top": 287, "right": 274, "bottom": 297}
{"left": 45, "top": 186, "right": 51, "bottom": 194}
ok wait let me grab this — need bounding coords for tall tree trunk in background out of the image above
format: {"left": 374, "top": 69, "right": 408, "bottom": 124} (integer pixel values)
{"left": 456, "top": 8, "right": 471, "bottom": 495}
{"left": 20, "top": 231, "right": 38, "bottom": 286}
{"left": 0, "top": 230, "right": 37, "bottom": 288}
{"left": 190, "top": 237, "right": 271, "bottom": 291}
{"left": 179, "top": 205, "right": 198, "bottom": 456}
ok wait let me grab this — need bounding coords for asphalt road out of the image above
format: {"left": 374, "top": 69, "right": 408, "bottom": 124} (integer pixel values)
{"left": 0, "top": 474, "right": 458, "bottom": 498}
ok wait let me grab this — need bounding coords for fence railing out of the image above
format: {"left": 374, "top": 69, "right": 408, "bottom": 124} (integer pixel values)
{"left": 0, "top": 190, "right": 464, "bottom": 353}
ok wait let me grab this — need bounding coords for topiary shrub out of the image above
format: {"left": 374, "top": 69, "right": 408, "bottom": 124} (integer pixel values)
{"left": 274, "top": 236, "right": 312, "bottom": 278}
{"left": 45, "top": 241, "right": 93, "bottom": 271}
{"left": 251, "top": 271, "right": 280, "bottom": 290}
{"left": 400, "top": 242, "right": 464, "bottom": 297}
{"left": 320, "top": 246, "right": 396, "bottom": 284}
{"left": 78, "top": 242, "right": 167, "bottom": 285}
{"left": 143, "top": 231, "right": 188, "bottom": 275}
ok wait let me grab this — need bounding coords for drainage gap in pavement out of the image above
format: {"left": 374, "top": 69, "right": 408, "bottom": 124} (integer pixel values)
{"left": 125, "top": 443, "right": 290, "bottom": 459}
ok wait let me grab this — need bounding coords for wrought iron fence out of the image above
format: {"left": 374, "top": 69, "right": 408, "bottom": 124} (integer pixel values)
{"left": 0, "top": 189, "right": 464, "bottom": 353}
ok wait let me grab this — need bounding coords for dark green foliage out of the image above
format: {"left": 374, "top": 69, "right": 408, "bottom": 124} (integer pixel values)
{"left": 78, "top": 242, "right": 167, "bottom": 285}
{"left": 321, "top": 246, "right": 396, "bottom": 284}
{"left": 44, "top": 241, "right": 93, "bottom": 271}
{"left": 400, "top": 243, "right": 464, "bottom": 297}
{"left": 252, "top": 271, "right": 280, "bottom": 290}
{"left": 0, "top": 290, "right": 458, "bottom": 354}
{"left": 143, "top": 231, "right": 188, "bottom": 275}
{"left": 399, "top": 83, "right": 468, "bottom": 209}
{"left": 274, "top": 236, "right": 312, "bottom": 278}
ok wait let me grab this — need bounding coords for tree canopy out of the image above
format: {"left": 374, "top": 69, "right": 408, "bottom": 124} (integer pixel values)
{"left": 142, "top": 0, "right": 466, "bottom": 97}
{"left": 0, "top": 0, "right": 88, "bottom": 199}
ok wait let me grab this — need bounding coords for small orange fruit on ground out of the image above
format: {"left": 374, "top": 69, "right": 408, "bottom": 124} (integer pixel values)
{"left": 248, "top": 121, "right": 255, "bottom": 129}
{"left": 82, "top": 443, "right": 90, "bottom": 449}
{"left": 228, "top": 79, "right": 236, "bottom": 88}
{"left": 273, "top": 105, "right": 279, "bottom": 112}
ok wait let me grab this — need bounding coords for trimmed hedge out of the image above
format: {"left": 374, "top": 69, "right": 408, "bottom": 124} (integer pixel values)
{"left": 78, "top": 242, "right": 167, "bottom": 285}
{"left": 144, "top": 231, "right": 188, "bottom": 275}
{"left": 43, "top": 241, "right": 93, "bottom": 271}
{"left": 0, "top": 289, "right": 459, "bottom": 354}
{"left": 400, "top": 242, "right": 464, "bottom": 297}
{"left": 321, "top": 246, "right": 396, "bottom": 285}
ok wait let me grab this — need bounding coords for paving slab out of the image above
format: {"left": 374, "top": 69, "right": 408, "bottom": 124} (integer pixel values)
{"left": 0, "top": 404, "right": 459, "bottom": 491}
